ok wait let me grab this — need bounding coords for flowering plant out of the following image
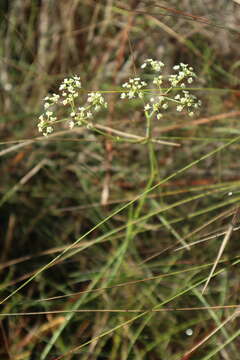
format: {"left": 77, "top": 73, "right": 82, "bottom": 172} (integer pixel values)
{"left": 37, "top": 76, "right": 107, "bottom": 136}
{"left": 37, "top": 59, "right": 201, "bottom": 138}
{"left": 120, "top": 59, "right": 201, "bottom": 120}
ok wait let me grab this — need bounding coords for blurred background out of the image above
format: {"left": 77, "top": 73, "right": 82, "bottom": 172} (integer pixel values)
{"left": 1, "top": 1, "right": 240, "bottom": 359}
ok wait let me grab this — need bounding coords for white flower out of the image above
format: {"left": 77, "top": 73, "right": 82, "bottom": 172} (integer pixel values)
{"left": 52, "top": 94, "right": 60, "bottom": 103}
{"left": 87, "top": 92, "right": 107, "bottom": 110}
{"left": 120, "top": 77, "right": 146, "bottom": 100}
{"left": 128, "top": 91, "right": 134, "bottom": 99}
{"left": 144, "top": 104, "right": 151, "bottom": 111}
{"left": 46, "top": 126, "right": 53, "bottom": 134}
{"left": 59, "top": 84, "right": 66, "bottom": 90}
{"left": 44, "top": 102, "right": 50, "bottom": 109}
{"left": 141, "top": 59, "right": 165, "bottom": 72}
{"left": 37, "top": 61, "right": 201, "bottom": 136}
{"left": 58, "top": 75, "right": 82, "bottom": 106}
{"left": 170, "top": 64, "right": 196, "bottom": 88}
{"left": 177, "top": 105, "right": 184, "bottom": 112}
{"left": 69, "top": 121, "right": 75, "bottom": 129}
{"left": 153, "top": 75, "right": 163, "bottom": 87}
{"left": 49, "top": 116, "right": 56, "bottom": 123}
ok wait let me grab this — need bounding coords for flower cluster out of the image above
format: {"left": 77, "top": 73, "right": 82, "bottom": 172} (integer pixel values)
{"left": 37, "top": 60, "right": 201, "bottom": 136}
{"left": 59, "top": 75, "right": 81, "bottom": 105}
{"left": 120, "top": 59, "right": 201, "bottom": 119}
{"left": 120, "top": 78, "right": 147, "bottom": 99}
{"left": 141, "top": 59, "right": 164, "bottom": 72}
{"left": 68, "top": 92, "right": 107, "bottom": 129}
{"left": 37, "top": 111, "right": 56, "bottom": 135}
{"left": 153, "top": 75, "right": 163, "bottom": 87}
{"left": 43, "top": 93, "right": 60, "bottom": 109}
{"left": 169, "top": 63, "right": 196, "bottom": 87}
{"left": 175, "top": 91, "right": 201, "bottom": 116}
{"left": 87, "top": 92, "right": 108, "bottom": 111}
{"left": 37, "top": 76, "right": 107, "bottom": 136}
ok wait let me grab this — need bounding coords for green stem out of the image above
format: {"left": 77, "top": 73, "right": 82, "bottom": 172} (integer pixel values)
{"left": 134, "top": 112, "right": 157, "bottom": 219}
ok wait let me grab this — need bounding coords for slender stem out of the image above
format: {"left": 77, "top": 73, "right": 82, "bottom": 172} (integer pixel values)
{"left": 134, "top": 112, "right": 157, "bottom": 219}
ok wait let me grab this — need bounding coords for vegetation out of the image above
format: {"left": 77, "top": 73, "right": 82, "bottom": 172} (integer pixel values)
{"left": 1, "top": 1, "right": 240, "bottom": 359}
